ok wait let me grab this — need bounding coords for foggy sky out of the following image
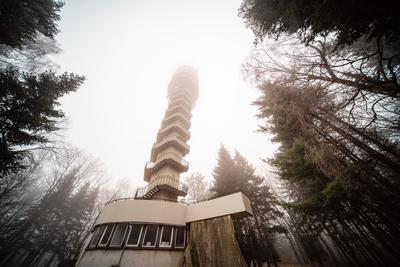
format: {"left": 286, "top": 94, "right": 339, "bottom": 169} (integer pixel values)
{"left": 55, "top": 0, "right": 278, "bottom": 188}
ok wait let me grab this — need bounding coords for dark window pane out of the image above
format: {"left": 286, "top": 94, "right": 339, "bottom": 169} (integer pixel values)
{"left": 142, "top": 225, "right": 158, "bottom": 247}
{"left": 89, "top": 225, "right": 105, "bottom": 247}
{"left": 175, "top": 227, "right": 185, "bottom": 248}
{"left": 99, "top": 225, "right": 114, "bottom": 246}
{"left": 127, "top": 224, "right": 143, "bottom": 246}
{"left": 160, "top": 225, "right": 173, "bottom": 247}
{"left": 110, "top": 223, "right": 128, "bottom": 246}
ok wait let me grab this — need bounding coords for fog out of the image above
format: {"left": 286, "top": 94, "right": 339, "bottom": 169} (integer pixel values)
{"left": 55, "top": 0, "right": 278, "bottom": 187}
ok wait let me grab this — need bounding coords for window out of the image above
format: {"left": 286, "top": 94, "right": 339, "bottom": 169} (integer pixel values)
{"left": 174, "top": 227, "right": 186, "bottom": 248}
{"left": 87, "top": 223, "right": 186, "bottom": 250}
{"left": 110, "top": 223, "right": 128, "bottom": 247}
{"left": 159, "top": 225, "right": 173, "bottom": 247}
{"left": 142, "top": 225, "right": 159, "bottom": 247}
{"left": 126, "top": 224, "right": 143, "bottom": 247}
{"left": 98, "top": 224, "right": 115, "bottom": 247}
{"left": 89, "top": 225, "right": 105, "bottom": 247}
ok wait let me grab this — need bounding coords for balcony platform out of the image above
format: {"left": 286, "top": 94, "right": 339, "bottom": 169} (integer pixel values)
{"left": 144, "top": 153, "right": 189, "bottom": 182}
{"left": 137, "top": 175, "right": 188, "bottom": 198}
{"left": 157, "top": 122, "right": 190, "bottom": 142}
{"left": 150, "top": 136, "right": 190, "bottom": 162}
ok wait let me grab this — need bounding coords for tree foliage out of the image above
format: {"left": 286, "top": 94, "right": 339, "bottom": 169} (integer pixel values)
{"left": 184, "top": 172, "right": 210, "bottom": 202}
{"left": 211, "top": 145, "right": 238, "bottom": 196}
{"left": 242, "top": 1, "right": 400, "bottom": 261}
{"left": 0, "top": 0, "right": 64, "bottom": 48}
{"left": 239, "top": 0, "right": 400, "bottom": 52}
{"left": 211, "top": 145, "right": 285, "bottom": 267}
{"left": 0, "top": 68, "right": 85, "bottom": 175}
{"left": 0, "top": 0, "right": 85, "bottom": 176}
{"left": 248, "top": 45, "right": 400, "bottom": 265}
{"left": 0, "top": 147, "right": 103, "bottom": 267}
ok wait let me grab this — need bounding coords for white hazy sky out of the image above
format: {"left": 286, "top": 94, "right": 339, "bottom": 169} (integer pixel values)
{"left": 55, "top": 0, "right": 278, "bottom": 188}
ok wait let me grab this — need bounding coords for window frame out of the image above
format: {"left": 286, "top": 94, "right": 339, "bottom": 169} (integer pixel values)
{"left": 89, "top": 225, "right": 105, "bottom": 248}
{"left": 126, "top": 224, "right": 144, "bottom": 247}
{"left": 109, "top": 223, "right": 129, "bottom": 247}
{"left": 141, "top": 224, "right": 159, "bottom": 248}
{"left": 159, "top": 225, "right": 174, "bottom": 248}
{"left": 98, "top": 224, "right": 115, "bottom": 247}
{"left": 174, "top": 226, "right": 186, "bottom": 249}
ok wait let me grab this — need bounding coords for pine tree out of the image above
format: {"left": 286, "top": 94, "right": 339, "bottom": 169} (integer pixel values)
{"left": 253, "top": 81, "right": 400, "bottom": 266}
{"left": 0, "top": 0, "right": 64, "bottom": 48}
{"left": 239, "top": 0, "right": 400, "bottom": 53}
{"left": 0, "top": 0, "right": 85, "bottom": 176}
{"left": 0, "top": 148, "right": 101, "bottom": 267}
{"left": 0, "top": 68, "right": 85, "bottom": 175}
{"left": 210, "top": 144, "right": 238, "bottom": 196}
{"left": 211, "top": 145, "right": 284, "bottom": 266}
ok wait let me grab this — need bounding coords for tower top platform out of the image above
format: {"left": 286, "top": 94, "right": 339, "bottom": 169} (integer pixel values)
{"left": 168, "top": 65, "right": 199, "bottom": 102}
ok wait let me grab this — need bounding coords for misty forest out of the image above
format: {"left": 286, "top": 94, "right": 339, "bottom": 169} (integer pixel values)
{"left": 0, "top": 0, "right": 399, "bottom": 267}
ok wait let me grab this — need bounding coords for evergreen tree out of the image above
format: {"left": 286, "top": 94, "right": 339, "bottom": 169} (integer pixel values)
{"left": 253, "top": 81, "right": 400, "bottom": 266}
{"left": 210, "top": 144, "right": 238, "bottom": 196}
{"left": 211, "top": 145, "right": 284, "bottom": 267}
{"left": 0, "top": 68, "right": 85, "bottom": 175}
{"left": 239, "top": 0, "right": 400, "bottom": 53}
{"left": 0, "top": 0, "right": 64, "bottom": 48}
{"left": 57, "top": 184, "right": 99, "bottom": 264}
{"left": 0, "top": 0, "right": 85, "bottom": 176}
{"left": 0, "top": 148, "right": 101, "bottom": 267}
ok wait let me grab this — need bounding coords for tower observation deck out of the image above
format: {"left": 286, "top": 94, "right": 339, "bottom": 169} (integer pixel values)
{"left": 136, "top": 66, "right": 199, "bottom": 202}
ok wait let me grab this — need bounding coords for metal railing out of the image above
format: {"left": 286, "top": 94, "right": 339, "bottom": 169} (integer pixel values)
{"left": 153, "top": 135, "right": 190, "bottom": 152}
{"left": 166, "top": 103, "right": 191, "bottom": 116}
{"left": 161, "top": 113, "right": 191, "bottom": 128}
{"left": 134, "top": 187, "right": 148, "bottom": 199}
{"left": 159, "top": 121, "right": 189, "bottom": 134}
{"left": 135, "top": 175, "right": 188, "bottom": 199}
{"left": 157, "top": 122, "right": 190, "bottom": 141}
{"left": 151, "top": 135, "right": 190, "bottom": 162}
{"left": 144, "top": 152, "right": 189, "bottom": 181}
{"left": 168, "top": 89, "right": 197, "bottom": 103}
{"left": 168, "top": 97, "right": 193, "bottom": 111}
{"left": 145, "top": 161, "right": 155, "bottom": 169}
{"left": 154, "top": 151, "right": 189, "bottom": 168}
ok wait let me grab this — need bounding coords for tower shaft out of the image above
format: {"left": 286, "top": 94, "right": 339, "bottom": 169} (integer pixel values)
{"left": 139, "top": 66, "right": 199, "bottom": 201}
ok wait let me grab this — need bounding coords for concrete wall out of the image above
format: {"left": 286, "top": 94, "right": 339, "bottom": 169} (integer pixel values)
{"left": 95, "top": 199, "right": 186, "bottom": 226}
{"left": 241, "top": 193, "right": 253, "bottom": 217}
{"left": 186, "top": 192, "right": 253, "bottom": 222}
{"left": 95, "top": 192, "right": 252, "bottom": 227}
{"left": 77, "top": 250, "right": 184, "bottom": 267}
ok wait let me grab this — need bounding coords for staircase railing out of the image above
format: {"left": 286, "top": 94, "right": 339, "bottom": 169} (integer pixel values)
{"left": 135, "top": 175, "right": 188, "bottom": 199}
{"left": 154, "top": 151, "right": 189, "bottom": 168}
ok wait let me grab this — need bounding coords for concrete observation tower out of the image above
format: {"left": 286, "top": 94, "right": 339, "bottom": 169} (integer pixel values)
{"left": 138, "top": 65, "right": 199, "bottom": 202}
{"left": 76, "top": 66, "right": 253, "bottom": 267}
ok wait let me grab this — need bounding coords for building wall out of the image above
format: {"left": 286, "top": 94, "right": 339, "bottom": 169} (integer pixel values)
{"left": 77, "top": 193, "right": 253, "bottom": 267}
{"left": 95, "top": 199, "right": 186, "bottom": 226}
{"left": 186, "top": 192, "right": 253, "bottom": 222}
{"left": 95, "top": 193, "right": 252, "bottom": 227}
{"left": 77, "top": 250, "right": 184, "bottom": 267}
